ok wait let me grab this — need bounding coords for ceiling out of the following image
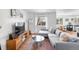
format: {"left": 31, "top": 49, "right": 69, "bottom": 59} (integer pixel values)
{"left": 56, "top": 9, "right": 79, "bottom": 16}
{"left": 24, "top": 9, "right": 56, "bottom": 13}
{"left": 23, "top": 9, "right": 79, "bottom": 15}
{"left": 56, "top": 9, "right": 77, "bottom": 12}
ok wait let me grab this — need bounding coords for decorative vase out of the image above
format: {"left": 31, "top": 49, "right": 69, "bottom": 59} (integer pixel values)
{"left": 29, "top": 30, "right": 31, "bottom": 35}
{"left": 9, "top": 34, "right": 13, "bottom": 40}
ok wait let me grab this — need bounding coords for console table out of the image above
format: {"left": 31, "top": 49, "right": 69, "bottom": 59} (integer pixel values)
{"left": 6, "top": 32, "right": 30, "bottom": 50}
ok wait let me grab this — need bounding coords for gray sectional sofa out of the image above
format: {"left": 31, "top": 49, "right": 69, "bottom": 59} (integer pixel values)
{"left": 48, "top": 28, "right": 79, "bottom": 50}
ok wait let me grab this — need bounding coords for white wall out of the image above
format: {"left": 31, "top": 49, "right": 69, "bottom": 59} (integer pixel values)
{"left": 0, "top": 9, "right": 11, "bottom": 50}
{"left": 19, "top": 10, "right": 29, "bottom": 31}
{"left": 0, "top": 9, "right": 28, "bottom": 50}
{"left": 27, "top": 12, "right": 56, "bottom": 32}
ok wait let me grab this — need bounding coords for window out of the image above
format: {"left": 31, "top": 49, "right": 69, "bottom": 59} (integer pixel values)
{"left": 35, "top": 16, "right": 48, "bottom": 28}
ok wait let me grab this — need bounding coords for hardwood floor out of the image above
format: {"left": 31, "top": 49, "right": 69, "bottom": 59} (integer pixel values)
{"left": 32, "top": 37, "right": 55, "bottom": 50}
{"left": 18, "top": 35, "right": 55, "bottom": 50}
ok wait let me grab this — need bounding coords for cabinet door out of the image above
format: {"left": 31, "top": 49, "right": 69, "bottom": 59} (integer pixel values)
{"left": 6, "top": 40, "right": 16, "bottom": 50}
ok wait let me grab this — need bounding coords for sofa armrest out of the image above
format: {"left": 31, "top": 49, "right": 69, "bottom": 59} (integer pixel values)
{"left": 48, "top": 33, "right": 60, "bottom": 46}
{"left": 55, "top": 42, "right": 79, "bottom": 50}
{"left": 48, "top": 33, "right": 57, "bottom": 38}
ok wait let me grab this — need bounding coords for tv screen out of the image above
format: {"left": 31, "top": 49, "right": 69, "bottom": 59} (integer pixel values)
{"left": 13, "top": 22, "right": 25, "bottom": 38}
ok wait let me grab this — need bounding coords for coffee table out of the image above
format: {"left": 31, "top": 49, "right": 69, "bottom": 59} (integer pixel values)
{"left": 32, "top": 35, "right": 44, "bottom": 47}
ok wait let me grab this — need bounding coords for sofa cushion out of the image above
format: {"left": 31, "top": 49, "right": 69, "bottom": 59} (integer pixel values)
{"left": 49, "top": 26, "right": 57, "bottom": 34}
{"left": 59, "top": 32, "right": 68, "bottom": 41}
{"left": 68, "top": 37, "right": 78, "bottom": 42}
{"left": 55, "top": 29, "right": 62, "bottom": 37}
{"left": 41, "top": 29, "right": 48, "bottom": 31}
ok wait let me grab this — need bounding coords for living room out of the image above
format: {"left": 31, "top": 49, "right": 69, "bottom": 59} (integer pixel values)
{"left": 0, "top": 9, "right": 56, "bottom": 50}
{"left": 0, "top": 9, "right": 79, "bottom": 50}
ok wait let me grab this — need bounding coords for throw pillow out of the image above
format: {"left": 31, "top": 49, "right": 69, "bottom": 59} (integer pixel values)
{"left": 68, "top": 38, "right": 77, "bottom": 42}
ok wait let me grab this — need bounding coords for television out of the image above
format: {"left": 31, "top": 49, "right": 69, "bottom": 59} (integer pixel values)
{"left": 12, "top": 22, "right": 25, "bottom": 38}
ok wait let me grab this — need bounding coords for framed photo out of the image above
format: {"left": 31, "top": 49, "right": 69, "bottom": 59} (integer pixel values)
{"left": 71, "top": 18, "right": 74, "bottom": 21}
{"left": 10, "top": 9, "right": 17, "bottom": 16}
{"left": 65, "top": 18, "right": 69, "bottom": 22}
{"left": 10, "top": 9, "right": 23, "bottom": 18}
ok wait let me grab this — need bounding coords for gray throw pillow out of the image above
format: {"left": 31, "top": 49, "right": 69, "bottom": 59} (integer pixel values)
{"left": 68, "top": 38, "right": 77, "bottom": 42}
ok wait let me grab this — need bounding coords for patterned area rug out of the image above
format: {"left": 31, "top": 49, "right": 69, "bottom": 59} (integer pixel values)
{"left": 18, "top": 37, "right": 55, "bottom": 50}
{"left": 32, "top": 38, "right": 55, "bottom": 50}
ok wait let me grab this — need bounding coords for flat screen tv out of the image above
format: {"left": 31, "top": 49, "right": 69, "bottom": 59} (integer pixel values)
{"left": 13, "top": 22, "right": 25, "bottom": 38}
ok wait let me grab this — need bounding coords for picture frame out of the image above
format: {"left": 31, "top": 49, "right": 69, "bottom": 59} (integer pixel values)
{"left": 10, "top": 9, "right": 23, "bottom": 18}
{"left": 71, "top": 18, "right": 74, "bottom": 21}
{"left": 65, "top": 18, "right": 69, "bottom": 22}
{"left": 10, "top": 9, "right": 17, "bottom": 16}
